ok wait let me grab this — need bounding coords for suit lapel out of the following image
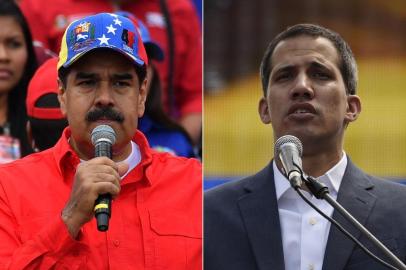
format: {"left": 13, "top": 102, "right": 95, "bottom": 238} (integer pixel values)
{"left": 322, "top": 159, "right": 377, "bottom": 270}
{"left": 238, "top": 164, "right": 285, "bottom": 270}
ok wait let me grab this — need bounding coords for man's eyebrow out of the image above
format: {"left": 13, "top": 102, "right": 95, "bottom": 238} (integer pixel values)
{"left": 75, "top": 72, "right": 98, "bottom": 80}
{"left": 272, "top": 65, "right": 295, "bottom": 75}
{"left": 310, "top": 61, "right": 332, "bottom": 70}
{"left": 112, "top": 73, "right": 134, "bottom": 80}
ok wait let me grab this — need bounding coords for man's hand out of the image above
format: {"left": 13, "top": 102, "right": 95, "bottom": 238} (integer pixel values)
{"left": 61, "top": 157, "right": 128, "bottom": 238}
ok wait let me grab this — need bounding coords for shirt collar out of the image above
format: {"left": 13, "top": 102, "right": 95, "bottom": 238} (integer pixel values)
{"left": 317, "top": 152, "right": 347, "bottom": 195}
{"left": 120, "top": 141, "right": 141, "bottom": 179}
{"left": 52, "top": 127, "right": 154, "bottom": 185}
{"left": 274, "top": 161, "right": 292, "bottom": 200}
{"left": 273, "top": 152, "right": 347, "bottom": 200}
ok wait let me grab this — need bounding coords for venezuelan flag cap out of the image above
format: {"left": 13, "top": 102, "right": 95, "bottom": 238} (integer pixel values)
{"left": 58, "top": 12, "right": 148, "bottom": 71}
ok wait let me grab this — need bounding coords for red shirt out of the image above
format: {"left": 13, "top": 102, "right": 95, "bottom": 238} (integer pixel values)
{"left": 0, "top": 128, "right": 202, "bottom": 269}
{"left": 19, "top": 0, "right": 202, "bottom": 117}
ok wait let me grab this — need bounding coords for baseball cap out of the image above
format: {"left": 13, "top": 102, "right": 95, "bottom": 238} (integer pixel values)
{"left": 58, "top": 12, "right": 148, "bottom": 70}
{"left": 115, "top": 11, "right": 164, "bottom": 61}
{"left": 27, "top": 57, "right": 65, "bottom": 120}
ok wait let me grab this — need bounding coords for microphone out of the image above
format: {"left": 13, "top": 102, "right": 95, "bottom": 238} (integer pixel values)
{"left": 91, "top": 124, "right": 116, "bottom": 232}
{"left": 274, "top": 135, "right": 303, "bottom": 189}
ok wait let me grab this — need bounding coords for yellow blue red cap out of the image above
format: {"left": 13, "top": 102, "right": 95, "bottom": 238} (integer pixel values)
{"left": 58, "top": 13, "right": 148, "bottom": 70}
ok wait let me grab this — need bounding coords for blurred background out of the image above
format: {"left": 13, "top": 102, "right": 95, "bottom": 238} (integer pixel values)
{"left": 204, "top": 0, "right": 406, "bottom": 188}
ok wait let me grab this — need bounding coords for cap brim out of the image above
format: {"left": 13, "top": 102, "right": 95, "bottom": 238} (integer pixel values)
{"left": 62, "top": 46, "right": 146, "bottom": 70}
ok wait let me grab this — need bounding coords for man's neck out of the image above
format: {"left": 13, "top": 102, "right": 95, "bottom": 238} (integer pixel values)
{"left": 274, "top": 137, "right": 344, "bottom": 178}
{"left": 297, "top": 135, "right": 345, "bottom": 177}
{"left": 302, "top": 150, "right": 344, "bottom": 178}
{"left": 274, "top": 148, "right": 344, "bottom": 193}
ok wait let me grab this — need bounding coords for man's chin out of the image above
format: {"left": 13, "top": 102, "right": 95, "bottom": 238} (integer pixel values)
{"left": 276, "top": 129, "right": 319, "bottom": 143}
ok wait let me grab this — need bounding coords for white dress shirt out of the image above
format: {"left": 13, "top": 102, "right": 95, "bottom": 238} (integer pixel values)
{"left": 274, "top": 153, "right": 347, "bottom": 270}
{"left": 80, "top": 141, "right": 141, "bottom": 180}
{"left": 120, "top": 141, "right": 141, "bottom": 179}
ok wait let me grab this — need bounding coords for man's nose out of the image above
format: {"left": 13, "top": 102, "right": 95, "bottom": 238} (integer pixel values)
{"left": 290, "top": 73, "right": 314, "bottom": 100}
{"left": 95, "top": 83, "right": 115, "bottom": 107}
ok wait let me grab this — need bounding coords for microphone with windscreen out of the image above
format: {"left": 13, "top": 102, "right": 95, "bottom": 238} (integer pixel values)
{"left": 274, "top": 135, "right": 304, "bottom": 189}
{"left": 91, "top": 125, "right": 116, "bottom": 232}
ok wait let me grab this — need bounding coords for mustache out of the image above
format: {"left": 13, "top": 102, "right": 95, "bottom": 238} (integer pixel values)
{"left": 86, "top": 107, "right": 125, "bottom": 123}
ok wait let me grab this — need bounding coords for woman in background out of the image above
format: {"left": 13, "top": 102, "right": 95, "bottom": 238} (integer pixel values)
{"left": 141, "top": 65, "right": 196, "bottom": 158}
{"left": 0, "top": 0, "right": 37, "bottom": 162}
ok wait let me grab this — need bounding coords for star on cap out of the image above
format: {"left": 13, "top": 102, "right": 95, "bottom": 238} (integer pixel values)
{"left": 113, "top": 18, "right": 122, "bottom": 26}
{"left": 106, "top": 24, "right": 117, "bottom": 35}
{"left": 97, "top": 34, "right": 110, "bottom": 45}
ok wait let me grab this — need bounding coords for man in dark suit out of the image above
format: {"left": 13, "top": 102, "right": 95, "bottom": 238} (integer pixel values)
{"left": 204, "top": 24, "right": 406, "bottom": 270}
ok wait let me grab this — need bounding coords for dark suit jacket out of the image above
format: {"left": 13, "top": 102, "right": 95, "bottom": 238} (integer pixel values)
{"left": 204, "top": 159, "right": 406, "bottom": 270}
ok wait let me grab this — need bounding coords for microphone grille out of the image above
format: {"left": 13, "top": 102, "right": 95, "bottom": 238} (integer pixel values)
{"left": 274, "top": 135, "right": 303, "bottom": 157}
{"left": 91, "top": 125, "right": 116, "bottom": 145}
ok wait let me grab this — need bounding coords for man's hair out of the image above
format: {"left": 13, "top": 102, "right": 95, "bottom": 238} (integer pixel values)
{"left": 260, "top": 23, "right": 358, "bottom": 96}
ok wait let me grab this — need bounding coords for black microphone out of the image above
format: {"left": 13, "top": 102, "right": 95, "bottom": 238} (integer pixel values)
{"left": 91, "top": 124, "right": 116, "bottom": 232}
{"left": 274, "top": 135, "right": 303, "bottom": 189}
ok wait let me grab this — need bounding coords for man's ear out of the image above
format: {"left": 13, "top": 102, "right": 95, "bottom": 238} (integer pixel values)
{"left": 345, "top": 95, "right": 361, "bottom": 124}
{"left": 57, "top": 78, "right": 67, "bottom": 117}
{"left": 137, "top": 78, "right": 148, "bottom": 118}
{"left": 258, "top": 97, "right": 272, "bottom": 124}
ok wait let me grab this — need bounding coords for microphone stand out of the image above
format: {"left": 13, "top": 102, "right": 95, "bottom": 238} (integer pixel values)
{"left": 304, "top": 176, "right": 406, "bottom": 270}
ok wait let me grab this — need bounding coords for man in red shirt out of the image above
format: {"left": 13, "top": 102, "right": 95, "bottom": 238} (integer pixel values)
{"left": 0, "top": 13, "right": 201, "bottom": 269}
{"left": 19, "top": 0, "right": 202, "bottom": 144}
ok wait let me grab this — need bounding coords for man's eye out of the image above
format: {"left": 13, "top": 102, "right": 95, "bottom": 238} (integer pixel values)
{"left": 312, "top": 72, "right": 331, "bottom": 80}
{"left": 113, "top": 81, "right": 130, "bottom": 87}
{"left": 78, "top": 80, "right": 95, "bottom": 86}
{"left": 274, "top": 73, "right": 292, "bottom": 82}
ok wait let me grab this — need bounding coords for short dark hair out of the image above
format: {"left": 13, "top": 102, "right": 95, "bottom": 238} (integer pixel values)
{"left": 260, "top": 23, "right": 358, "bottom": 96}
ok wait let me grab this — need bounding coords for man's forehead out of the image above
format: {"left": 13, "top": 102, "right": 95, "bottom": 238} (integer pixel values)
{"left": 271, "top": 36, "right": 340, "bottom": 69}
